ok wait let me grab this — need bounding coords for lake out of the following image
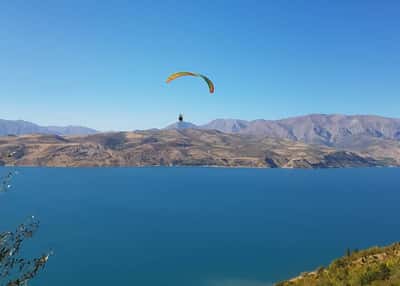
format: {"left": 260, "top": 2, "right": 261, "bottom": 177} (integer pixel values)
{"left": 0, "top": 167, "right": 399, "bottom": 286}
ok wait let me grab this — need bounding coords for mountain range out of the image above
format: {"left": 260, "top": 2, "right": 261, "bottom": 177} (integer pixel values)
{"left": 1, "top": 114, "right": 400, "bottom": 167}
{"left": 0, "top": 119, "right": 98, "bottom": 136}
{"left": 168, "top": 114, "right": 400, "bottom": 148}
{"left": 3, "top": 114, "right": 400, "bottom": 147}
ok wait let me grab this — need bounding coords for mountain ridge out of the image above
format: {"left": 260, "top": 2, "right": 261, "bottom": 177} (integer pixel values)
{"left": 200, "top": 114, "right": 400, "bottom": 144}
{"left": 0, "top": 119, "right": 98, "bottom": 136}
{"left": 161, "top": 114, "right": 400, "bottom": 150}
{"left": 1, "top": 114, "right": 400, "bottom": 166}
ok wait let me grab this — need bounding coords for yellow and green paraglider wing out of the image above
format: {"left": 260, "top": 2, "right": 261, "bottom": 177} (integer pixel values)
{"left": 166, "top": 72, "right": 214, "bottom": 94}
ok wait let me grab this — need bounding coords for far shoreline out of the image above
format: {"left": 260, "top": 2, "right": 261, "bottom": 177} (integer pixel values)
{"left": 1, "top": 164, "right": 399, "bottom": 170}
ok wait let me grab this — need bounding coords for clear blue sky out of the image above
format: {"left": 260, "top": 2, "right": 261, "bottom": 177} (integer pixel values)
{"left": 1, "top": 1, "right": 399, "bottom": 131}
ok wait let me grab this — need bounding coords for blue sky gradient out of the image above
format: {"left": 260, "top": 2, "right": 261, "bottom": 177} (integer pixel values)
{"left": 1, "top": 1, "right": 399, "bottom": 130}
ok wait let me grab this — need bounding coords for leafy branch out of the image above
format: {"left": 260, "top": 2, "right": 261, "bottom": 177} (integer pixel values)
{"left": 0, "top": 171, "right": 51, "bottom": 286}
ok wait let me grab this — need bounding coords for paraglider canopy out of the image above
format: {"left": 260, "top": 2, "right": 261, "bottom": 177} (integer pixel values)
{"left": 166, "top": 72, "right": 214, "bottom": 94}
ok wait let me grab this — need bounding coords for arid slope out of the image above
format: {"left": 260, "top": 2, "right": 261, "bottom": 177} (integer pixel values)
{"left": 0, "top": 129, "right": 383, "bottom": 168}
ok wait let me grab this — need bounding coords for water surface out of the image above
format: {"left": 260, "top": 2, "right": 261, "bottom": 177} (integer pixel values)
{"left": 0, "top": 167, "right": 399, "bottom": 286}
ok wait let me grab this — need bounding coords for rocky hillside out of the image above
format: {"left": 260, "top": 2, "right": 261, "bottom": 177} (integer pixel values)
{"left": 0, "top": 129, "right": 384, "bottom": 168}
{"left": 276, "top": 242, "right": 400, "bottom": 286}
{"left": 201, "top": 114, "right": 400, "bottom": 149}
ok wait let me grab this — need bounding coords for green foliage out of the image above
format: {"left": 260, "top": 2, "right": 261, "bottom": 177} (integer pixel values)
{"left": 276, "top": 242, "right": 400, "bottom": 286}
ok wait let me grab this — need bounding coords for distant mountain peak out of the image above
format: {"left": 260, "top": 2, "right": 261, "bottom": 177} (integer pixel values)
{"left": 201, "top": 119, "right": 249, "bottom": 133}
{"left": 165, "top": 121, "right": 198, "bottom": 130}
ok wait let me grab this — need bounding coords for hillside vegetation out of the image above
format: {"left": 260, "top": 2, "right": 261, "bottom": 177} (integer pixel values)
{"left": 276, "top": 242, "right": 400, "bottom": 286}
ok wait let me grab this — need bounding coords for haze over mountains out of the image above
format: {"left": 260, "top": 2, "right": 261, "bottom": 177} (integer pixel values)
{"left": 0, "top": 119, "right": 98, "bottom": 136}
{"left": 165, "top": 121, "right": 198, "bottom": 130}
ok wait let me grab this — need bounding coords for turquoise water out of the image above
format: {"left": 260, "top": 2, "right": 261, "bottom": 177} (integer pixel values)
{"left": 0, "top": 167, "right": 399, "bottom": 286}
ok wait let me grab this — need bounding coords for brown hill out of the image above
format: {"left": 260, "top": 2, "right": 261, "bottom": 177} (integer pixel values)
{"left": 0, "top": 129, "right": 385, "bottom": 168}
